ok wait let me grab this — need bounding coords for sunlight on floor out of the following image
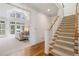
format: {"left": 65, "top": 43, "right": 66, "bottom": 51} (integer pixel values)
{"left": 0, "top": 37, "right": 29, "bottom": 56}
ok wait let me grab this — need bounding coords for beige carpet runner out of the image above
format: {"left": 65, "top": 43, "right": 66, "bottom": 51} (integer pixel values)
{"left": 49, "top": 15, "right": 75, "bottom": 56}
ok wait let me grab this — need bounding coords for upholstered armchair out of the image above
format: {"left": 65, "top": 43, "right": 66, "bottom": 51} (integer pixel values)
{"left": 16, "top": 31, "right": 29, "bottom": 41}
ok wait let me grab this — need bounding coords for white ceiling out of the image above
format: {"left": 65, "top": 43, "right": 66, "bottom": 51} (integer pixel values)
{"left": 23, "top": 3, "right": 58, "bottom": 17}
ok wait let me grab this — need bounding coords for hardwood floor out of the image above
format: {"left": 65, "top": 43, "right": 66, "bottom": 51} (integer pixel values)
{"left": 11, "top": 41, "right": 45, "bottom": 56}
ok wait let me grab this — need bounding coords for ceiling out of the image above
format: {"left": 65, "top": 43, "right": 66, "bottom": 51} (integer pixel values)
{"left": 23, "top": 3, "right": 58, "bottom": 17}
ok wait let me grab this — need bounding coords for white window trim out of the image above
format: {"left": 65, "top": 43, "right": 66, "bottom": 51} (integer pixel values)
{"left": 0, "top": 17, "right": 6, "bottom": 38}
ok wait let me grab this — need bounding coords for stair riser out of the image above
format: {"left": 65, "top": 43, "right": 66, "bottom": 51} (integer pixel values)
{"left": 49, "top": 51, "right": 60, "bottom": 56}
{"left": 57, "top": 30, "right": 74, "bottom": 33}
{"left": 60, "top": 25, "right": 74, "bottom": 27}
{"left": 62, "top": 21, "right": 74, "bottom": 23}
{"left": 62, "top": 20, "right": 74, "bottom": 23}
{"left": 55, "top": 41, "right": 74, "bottom": 49}
{"left": 59, "top": 27, "right": 74, "bottom": 29}
{"left": 58, "top": 29, "right": 74, "bottom": 31}
{"left": 63, "top": 18, "right": 75, "bottom": 19}
{"left": 60, "top": 25, "right": 75, "bottom": 28}
{"left": 56, "top": 31, "right": 74, "bottom": 34}
{"left": 55, "top": 37, "right": 74, "bottom": 42}
{"left": 63, "top": 18, "right": 75, "bottom": 20}
{"left": 59, "top": 29, "right": 74, "bottom": 31}
{"left": 60, "top": 24, "right": 74, "bottom": 26}
{"left": 60, "top": 27, "right": 74, "bottom": 29}
{"left": 55, "top": 33, "right": 74, "bottom": 37}
{"left": 62, "top": 20, "right": 75, "bottom": 22}
{"left": 58, "top": 29, "right": 74, "bottom": 32}
{"left": 61, "top": 23, "right": 74, "bottom": 25}
{"left": 53, "top": 46, "right": 74, "bottom": 55}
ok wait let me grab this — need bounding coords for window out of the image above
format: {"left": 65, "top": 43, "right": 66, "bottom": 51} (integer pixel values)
{"left": 10, "top": 11, "right": 25, "bottom": 19}
{"left": 22, "top": 26, "right": 24, "bottom": 32}
{"left": 16, "top": 25, "right": 20, "bottom": 33}
{"left": 0, "top": 21, "right": 5, "bottom": 35}
{"left": 17, "top": 25, "right": 20, "bottom": 29}
{"left": 10, "top": 22, "right": 15, "bottom": 24}
{"left": 16, "top": 13, "right": 21, "bottom": 18}
{"left": 10, "top": 22, "right": 24, "bottom": 34}
{"left": 10, "top": 25, "right": 15, "bottom": 34}
{"left": 10, "top": 22, "right": 15, "bottom": 34}
{"left": 16, "top": 22, "right": 21, "bottom": 33}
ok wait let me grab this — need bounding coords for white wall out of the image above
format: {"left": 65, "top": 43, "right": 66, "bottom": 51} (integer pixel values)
{"left": 29, "top": 9, "right": 49, "bottom": 43}
{"left": 0, "top": 4, "right": 48, "bottom": 43}
{"left": 64, "top": 3, "right": 76, "bottom": 16}
{"left": 14, "top": 3, "right": 49, "bottom": 43}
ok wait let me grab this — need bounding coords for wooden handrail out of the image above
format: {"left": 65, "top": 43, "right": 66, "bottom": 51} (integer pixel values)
{"left": 49, "top": 16, "right": 59, "bottom": 31}
{"left": 74, "top": 3, "right": 78, "bottom": 55}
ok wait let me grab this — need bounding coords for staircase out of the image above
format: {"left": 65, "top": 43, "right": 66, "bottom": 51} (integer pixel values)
{"left": 49, "top": 15, "right": 75, "bottom": 56}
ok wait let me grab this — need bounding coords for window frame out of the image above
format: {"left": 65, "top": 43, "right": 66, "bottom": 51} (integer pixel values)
{"left": 0, "top": 20, "right": 6, "bottom": 37}
{"left": 10, "top": 22, "right": 16, "bottom": 34}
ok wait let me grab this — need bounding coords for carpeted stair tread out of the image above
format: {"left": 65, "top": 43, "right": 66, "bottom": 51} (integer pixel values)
{"left": 49, "top": 15, "right": 75, "bottom": 56}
